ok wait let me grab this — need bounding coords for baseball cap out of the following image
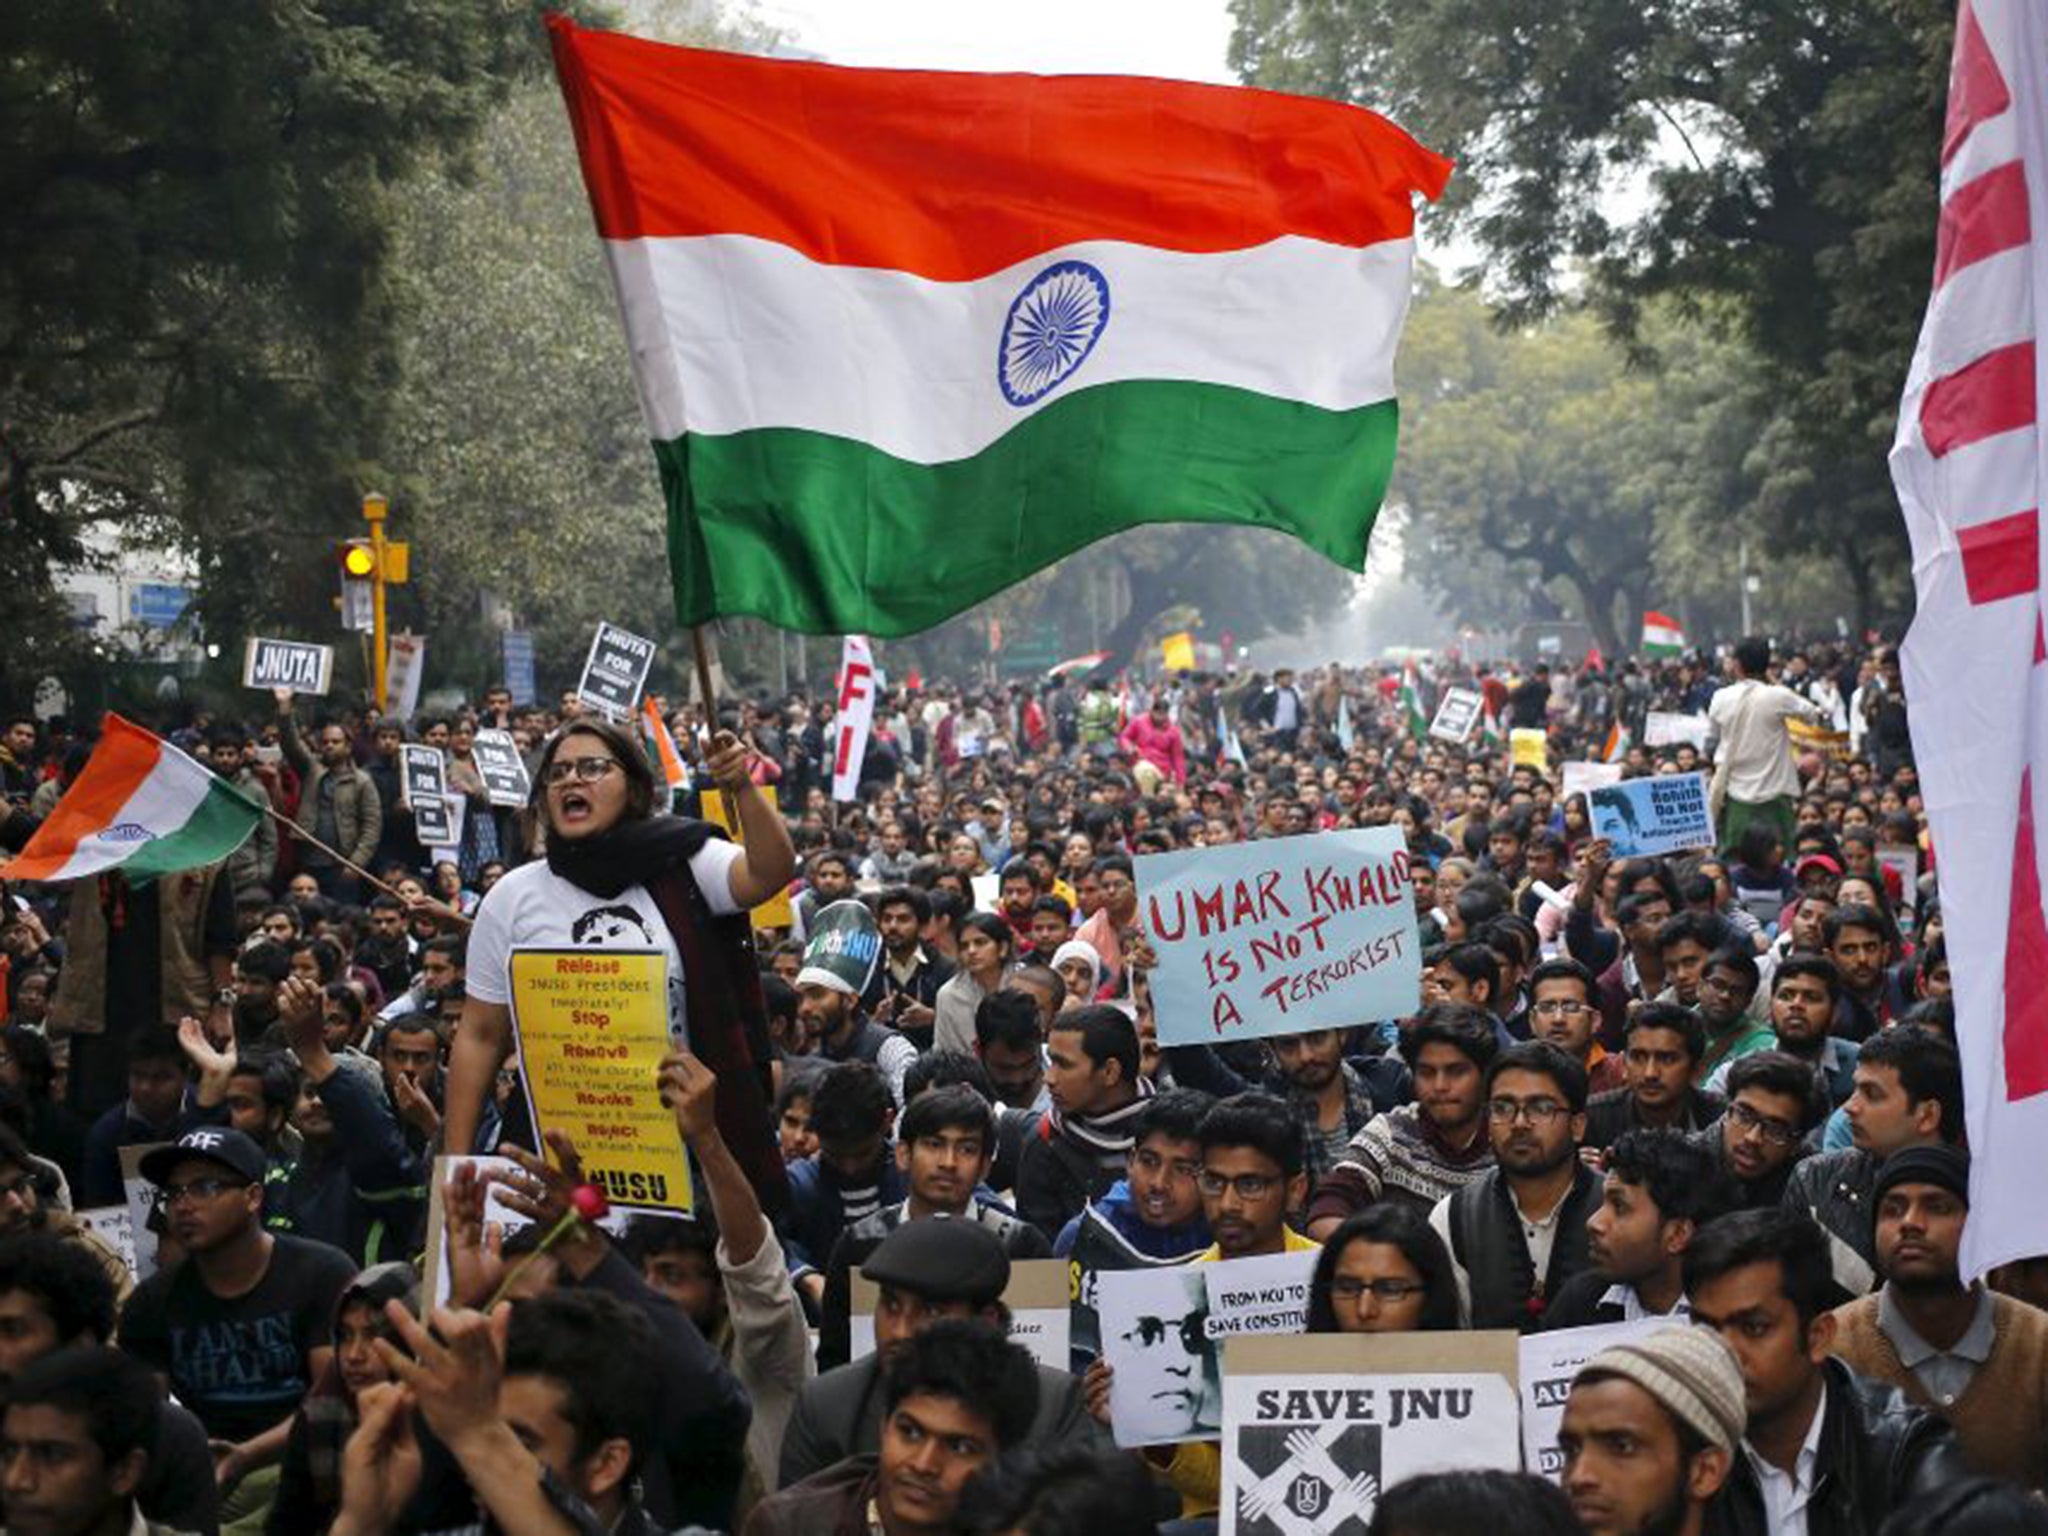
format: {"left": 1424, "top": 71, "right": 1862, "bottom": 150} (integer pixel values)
{"left": 1795, "top": 854, "right": 1844, "bottom": 880}
{"left": 139, "top": 1128, "right": 266, "bottom": 1188}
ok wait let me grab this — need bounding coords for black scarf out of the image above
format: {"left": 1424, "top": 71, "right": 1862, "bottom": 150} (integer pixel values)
{"left": 544, "top": 815, "right": 718, "bottom": 899}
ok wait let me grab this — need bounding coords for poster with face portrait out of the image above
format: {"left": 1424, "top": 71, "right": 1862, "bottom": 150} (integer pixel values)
{"left": 1098, "top": 1265, "right": 1223, "bottom": 1446}
{"left": 1220, "top": 1334, "right": 1522, "bottom": 1536}
{"left": 1067, "top": 1200, "right": 1204, "bottom": 1371}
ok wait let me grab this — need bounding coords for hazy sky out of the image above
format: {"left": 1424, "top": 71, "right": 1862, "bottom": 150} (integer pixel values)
{"left": 761, "top": 0, "right": 1239, "bottom": 83}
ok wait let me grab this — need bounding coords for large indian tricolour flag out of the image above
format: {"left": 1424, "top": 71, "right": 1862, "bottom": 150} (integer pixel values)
{"left": 0, "top": 715, "right": 262, "bottom": 883}
{"left": 547, "top": 16, "right": 1451, "bottom": 637}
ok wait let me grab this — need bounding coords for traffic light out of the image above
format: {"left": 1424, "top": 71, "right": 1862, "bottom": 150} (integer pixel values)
{"left": 337, "top": 541, "right": 375, "bottom": 632}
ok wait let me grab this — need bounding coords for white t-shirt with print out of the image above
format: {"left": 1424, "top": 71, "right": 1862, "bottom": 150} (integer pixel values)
{"left": 467, "top": 842, "right": 745, "bottom": 1045}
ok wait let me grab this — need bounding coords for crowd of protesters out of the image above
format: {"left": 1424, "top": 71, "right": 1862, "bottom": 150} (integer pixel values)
{"left": 0, "top": 630, "right": 2035, "bottom": 1536}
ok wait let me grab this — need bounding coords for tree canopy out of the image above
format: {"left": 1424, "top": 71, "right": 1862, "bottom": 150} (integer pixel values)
{"left": 0, "top": 1, "right": 563, "bottom": 702}
{"left": 1231, "top": 0, "right": 1950, "bottom": 630}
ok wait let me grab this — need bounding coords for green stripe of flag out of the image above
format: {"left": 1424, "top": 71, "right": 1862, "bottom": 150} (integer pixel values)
{"left": 654, "top": 381, "right": 1400, "bottom": 636}
{"left": 121, "top": 779, "right": 263, "bottom": 881}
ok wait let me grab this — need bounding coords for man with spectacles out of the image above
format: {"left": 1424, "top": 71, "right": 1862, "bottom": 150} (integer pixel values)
{"left": 116, "top": 1128, "right": 356, "bottom": 1528}
{"left": 1691, "top": 946, "right": 1774, "bottom": 1084}
{"left": 1191, "top": 1092, "right": 1317, "bottom": 1263}
{"left": 1429, "top": 1040, "right": 1601, "bottom": 1331}
{"left": 1701, "top": 1052, "right": 1820, "bottom": 1210}
{"left": 1527, "top": 957, "right": 1625, "bottom": 1094}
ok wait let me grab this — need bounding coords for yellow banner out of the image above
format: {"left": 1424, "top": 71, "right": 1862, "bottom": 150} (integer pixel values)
{"left": 700, "top": 786, "right": 796, "bottom": 929}
{"left": 1511, "top": 728, "right": 1548, "bottom": 771}
{"left": 508, "top": 949, "right": 692, "bottom": 1214}
{"left": 1787, "top": 717, "right": 1852, "bottom": 760}
{"left": 1161, "top": 631, "right": 1195, "bottom": 672}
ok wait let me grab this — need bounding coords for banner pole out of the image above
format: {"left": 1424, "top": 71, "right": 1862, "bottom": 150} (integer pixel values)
{"left": 691, "top": 626, "right": 720, "bottom": 726}
{"left": 263, "top": 802, "right": 462, "bottom": 920}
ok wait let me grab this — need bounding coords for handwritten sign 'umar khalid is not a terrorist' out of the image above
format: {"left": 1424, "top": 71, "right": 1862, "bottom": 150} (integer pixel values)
{"left": 1138, "top": 827, "right": 1421, "bottom": 1047}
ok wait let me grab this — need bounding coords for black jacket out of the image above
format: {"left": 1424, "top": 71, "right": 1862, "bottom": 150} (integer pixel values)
{"left": 1014, "top": 1114, "right": 1118, "bottom": 1242}
{"left": 1583, "top": 1085, "right": 1723, "bottom": 1153}
{"left": 1704, "top": 1357, "right": 1967, "bottom": 1536}
{"left": 1540, "top": 1269, "right": 1632, "bottom": 1331}
{"left": 1445, "top": 1163, "right": 1601, "bottom": 1332}
{"left": 1782, "top": 1147, "right": 1881, "bottom": 1269}
{"left": 815, "top": 1200, "right": 1051, "bottom": 1369}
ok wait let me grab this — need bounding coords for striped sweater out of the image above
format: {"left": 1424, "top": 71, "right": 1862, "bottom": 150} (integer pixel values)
{"left": 1307, "top": 1103, "right": 1494, "bottom": 1225}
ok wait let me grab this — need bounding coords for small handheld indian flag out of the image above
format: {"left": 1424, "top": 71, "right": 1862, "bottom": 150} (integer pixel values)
{"left": 1398, "top": 665, "right": 1428, "bottom": 740}
{"left": 1218, "top": 708, "right": 1247, "bottom": 769}
{"left": 1642, "top": 611, "right": 1688, "bottom": 658}
{"left": 0, "top": 715, "right": 263, "bottom": 883}
{"left": 642, "top": 698, "right": 689, "bottom": 791}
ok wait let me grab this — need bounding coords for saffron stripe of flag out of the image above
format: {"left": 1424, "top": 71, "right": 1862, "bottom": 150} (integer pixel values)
{"left": 0, "top": 715, "right": 262, "bottom": 883}
{"left": 643, "top": 698, "right": 688, "bottom": 790}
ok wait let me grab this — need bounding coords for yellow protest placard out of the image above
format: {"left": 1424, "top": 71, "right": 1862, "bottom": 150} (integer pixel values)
{"left": 1511, "top": 728, "right": 1548, "bottom": 771}
{"left": 1787, "top": 717, "right": 1852, "bottom": 761}
{"left": 700, "top": 787, "right": 796, "bottom": 929}
{"left": 1161, "top": 631, "right": 1195, "bottom": 672}
{"left": 508, "top": 949, "right": 692, "bottom": 1214}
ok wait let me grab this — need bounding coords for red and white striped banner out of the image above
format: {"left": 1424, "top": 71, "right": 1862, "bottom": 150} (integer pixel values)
{"left": 1893, "top": 0, "right": 2048, "bottom": 1278}
{"left": 831, "top": 636, "right": 876, "bottom": 804}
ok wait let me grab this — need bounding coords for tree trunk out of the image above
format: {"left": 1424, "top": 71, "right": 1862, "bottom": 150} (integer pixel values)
{"left": 1841, "top": 545, "right": 1876, "bottom": 638}
{"left": 1099, "top": 563, "right": 1177, "bottom": 671}
{"left": 1565, "top": 572, "right": 1624, "bottom": 660}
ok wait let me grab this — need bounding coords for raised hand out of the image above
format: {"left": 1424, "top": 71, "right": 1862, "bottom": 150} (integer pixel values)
{"left": 656, "top": 1050, "right": 719, "bottom": 1146}
{"left": 704, "top": 729, "right": 754, "bottom": 793}
{"left": 441, "top": 1160, "right": 508, "bottom": 1310}
{"left": 176, "top": 1015, "right": 236, "bottom": 1079}
{"left": 277, "top": 974, "right": 325, "bottom": 1052}
{"left": 391, "top": 1072, "right": 442, "bottom": 1140}
{"left": 335, "top": 1382, "right": 423, "bottom": 1536}
{"left": 374, "top": 1301, "right": 511, "bottom": 1452}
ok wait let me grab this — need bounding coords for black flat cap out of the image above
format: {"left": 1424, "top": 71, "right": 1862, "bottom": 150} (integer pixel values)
{"left": 860, "top": 1214, "right": 1010, "bottom": 1305}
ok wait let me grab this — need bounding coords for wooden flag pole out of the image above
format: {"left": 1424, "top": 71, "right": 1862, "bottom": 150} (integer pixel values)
{"left": 691, "top": 626, "right": 720, "bottom": 726}
{"left": 690, "top": 625, "right": 745, "bottom": 843}
{"left": 262, "top": 803, "right": 421, "bottom": 909}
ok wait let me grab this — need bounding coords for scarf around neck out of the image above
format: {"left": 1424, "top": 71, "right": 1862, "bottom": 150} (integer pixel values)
{"left": 1047, "top": 1076, "right": 1157, "bottom": 1164}
{"left": 545, "top": 814, "right": 719, "bottom": 900}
